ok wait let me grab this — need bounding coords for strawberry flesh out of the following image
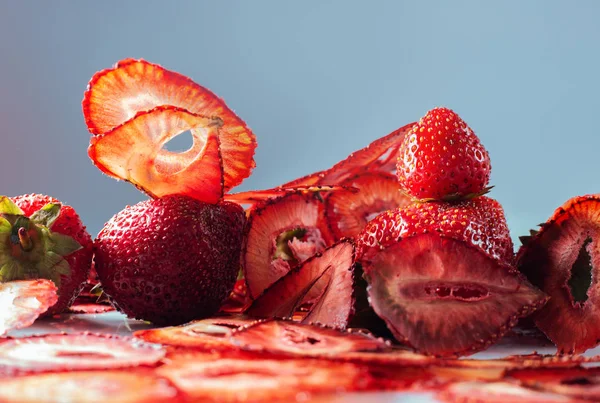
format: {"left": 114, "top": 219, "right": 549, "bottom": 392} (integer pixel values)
{"left": 248, "top": 239, "right": 356, "bottom": 328}
{"left": 82, "top": 58, "right": 256, "bottom": 191}
{"left": 517, "top": 195, "right": 600, "bottom": 354}
{"left": 439, "top": 381, "right": 572, "bottom": 403}
{"left": 243, "top": 193, "right": 333, "bottom": 299}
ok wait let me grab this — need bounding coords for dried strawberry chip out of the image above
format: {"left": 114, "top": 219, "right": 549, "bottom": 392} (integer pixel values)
{"left": 324, "top": 172, "right": 411, "bottom": 239}
{"left": 439, "top": 381, "right": 573, "bottom": 403}
{"left": 0, "top": 370, "right": 180, "bottom": 403}
{"left": 88, "top": 106, "right": 224, "bottom": 203}
{"left": 219, "top": 278, "right": 252, "bottom": 314}
{"left": 517, "top": 195, "right": 600, "bottom": 354}
{"left": 0, "top": 280, "right": 57, "bottom": 336}
{"left": 248, "top": 239, "right": 355, "bottom": 329}
{"left": 0, "top": 333, "right": 165, "bottom": 373}
{"left": 364, "top": 234, "right": 548, "bottom": 357}
{"left": 156, "top": 356, "right": 370, "bottom": 401}
{"left": 229, "top": 319, "right": 387, "bottom": 358}
{"left": 243, "top": 192, "right": 334, "bottom": 299}
{"left": 67, "top": 303, "right": 115, "bottom": 314}
{"left": 506, "top": 367, "right": 600, "bottom": 401}
{"left": 134, "top": 315, "right": 256, "bottom": 350}
{"left": 224, "top": 185, "right": 357, "bottom": 206}
{"left": 83, "top": 58, "right": 256, "bottom": 191}
{"left": 283, "top": 122, "right": 414, "bottom": 187}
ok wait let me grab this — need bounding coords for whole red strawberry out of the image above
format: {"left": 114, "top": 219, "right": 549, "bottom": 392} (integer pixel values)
{"left": 94, "top": 195, "right": 245, "bottom": 325}
{"left": 357, "top": 197, "right": 547, "bottom": 357}
{"left": 396, "top": 107, "right": 491, "bottom": 201}
{"left": 1, "top": 194, "right": 93, "bottom": 315}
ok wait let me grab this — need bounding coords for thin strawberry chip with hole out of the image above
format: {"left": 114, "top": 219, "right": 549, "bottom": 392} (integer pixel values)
{"left": 83, "top": 58, "right": 256, "bottom": 191}
{"left": 229, "top": 319, "right": 388, "bottom": 358}
{"left": 0, "top": 333, "right": 165, "bottom": 374}
{"left": 0, "top": 280, "right": 57, "bottom": 336}
{"left": 88, "top": 106, "right": 224, "bottom": 203}
{"left": 134, "top": 315, "right": 256, "bottom": 350}
{"left": 247, "top": 239, "right": 355, "bottom": 329}
{"left": 439, "top": 381, "right": 574, "bottom": 403}
{"left": 156, "top": 356, "right": 370, "bottom": 402}
{"left": 283, "top": 122, "right": 414, "bottom": 187}
{"left": 0, "top": 370, "right": 181, "bottom": 403}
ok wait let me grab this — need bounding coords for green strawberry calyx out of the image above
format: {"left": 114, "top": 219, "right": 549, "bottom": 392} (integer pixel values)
{"left": 0, "top": 196, "right": 82, "bottom": 288}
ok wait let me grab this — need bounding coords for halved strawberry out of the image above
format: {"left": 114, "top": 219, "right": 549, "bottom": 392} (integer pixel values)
{"left": 506, "top": 367, "right": 600, "bottom": 401}
{"left": 517, "top": 195, "right": 600, "bottom": 354}
{"left": 283, "top": 122, "right": 414, "bottom": 188}
{"left": 0, "top": 333, "right": 165, "bottom": 374}
{"left": 0, "top": 280, "right": 57, "bottom": 335}
{"left": 324, "top": 172, "right": 411, "bottom": 239}
{"left": 248, "top": 239, "right": 355, "bottom": 328}
{"left": 439, "top": 381, "right": 572, "bottom": 403}
{"left": 358, "top": 198, "right": 547, "bottom": 357}
{"left": 133, "top": 315, "right": 256, "bottom": 350}
{"left": 156, "top": 356, "right": 370, "bottom": 401}
{"left": 83, "top": 58, "right": 256, "bottom": 191}
{"left": 0, "top": 370, "right": 181, "bottom": 403}
{"left": 243, "top": 192, "right": 334, "bottom": 299}
{"left": 88, "top": 106, "right": 224, "bottom": 203}
{"left": 229, "top": 319, "right": 388, "bottom": 358}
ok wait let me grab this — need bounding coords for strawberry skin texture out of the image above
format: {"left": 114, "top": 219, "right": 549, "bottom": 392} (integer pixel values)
{"left": 94, "top": 195, "right": 245, "bottom": 326}
{"left": 10, "top": 194, "right": 93, "bottom": 315}
{"left": 358, "top": 196, "right": 514, "bottom": 266}
{"left": 396, "top": 107, "right": 491, "bottom": 201}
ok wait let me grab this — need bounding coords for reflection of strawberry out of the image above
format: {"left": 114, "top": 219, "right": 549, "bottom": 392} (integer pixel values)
{"left": 396, "top": 107, "right": 491, "bottom": 201}
{"left": 517, "top": 195, "right": 600, "bottom": 354}
{"left": 1, "top": 194, "right": 92, "bottom": 315}
{"left": 358, "top": 197, "right": 547, "bottom": 357}
{"left": 94, "top": 195, "right": 245, "bottom": 325}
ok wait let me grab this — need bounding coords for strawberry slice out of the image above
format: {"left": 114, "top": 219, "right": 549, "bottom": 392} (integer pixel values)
{"left": 247, "top": 239, "right": 355, "bottom": 328}
{"left": 219, "top": 278, "right": 252, "bottom": 314}
{"left": 439, "top": 381, "right": 572, "bottom": 403}
{"left": 0, "top": 333, "right": 165, "bottom": 374}
{"left": 229, "top": 319, "right": 388, "bottom": 358}
{"left": 156, "top": 356, "right": 370, "bottom": 401}
{"left": 0, "top": 280, "right": 57, "bottom": 335}
{"left": 82, "top": 58, "right": 256, "bottom": 191}
{"left": 243, "top": 192, "right": 334, "bottom": 299}
{"left": 67, "top": 303, "right": 115, "bottom": 314}
{"left": 507, "top": 367, "right": 600, "bottom": 401}
{"left": 0, "top": 370, "right": 180, "bottom": 403}
{"left": 283, "top": 122, "right": 414, "bottom": 187}
{"left": 88, "top": 106, "right": 224, "bottom": 203}
{"left": 363, "top": 234, "right": 547, "bottom": 357}
{"left": 134, "top": 315, "right": 256, "bottom": 350}
{"left": 224, "top": 185, "right": 357, "bottom": 206}
{"left": 517, "top": 195, "right": 600, "bottom": 354}
{"left": 324, "top": 172, "right": 411, "bottom": 239}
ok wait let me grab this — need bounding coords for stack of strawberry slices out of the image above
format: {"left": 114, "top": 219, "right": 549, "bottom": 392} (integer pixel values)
{"left": 357, "top": 107, "right": 548, "bottom": 357}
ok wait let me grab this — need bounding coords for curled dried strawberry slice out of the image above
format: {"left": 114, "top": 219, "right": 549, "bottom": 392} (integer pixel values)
{"left": 83, "top": 58, "right": 256, "bottom": 191}
{"left": 156, "top": 356, "right": 370, "bottom": 401}
{"left": 243, "top": 192, "right": 334, "bottom": 299}
{"left": 134, "top": 315, "right": 256, "bottom": 350}
{"left": 283, "top": 122, "right": 414, "bottom": 187}
{"left": 439, "top": 381, "right": 572, "bottom": 403}
{"left": 88, "top": 106, "right": 224, "bottom": 203}
{"left": 0, "top": 370, "right": 180, "bottom": 403}
{"left": 0, "top": 280, "right": 57, "bottom": 335}
{"left": 324, "top": 172, "right": 411, "bottom": 239}
{"left": 224, "top": 185, "right": 357, "bottom": 206}
{"left": 506, "top": 367, "right": 600, "bottom": 401}
{"left": 248, "top": 239, "right": 355, "bottom": 329}
{"left": 0, "top": 333, "right": 165, "bottom": 373}
{"left": 364, "top": 234, "right": 548, "bottom": 357}
{"left": 229, "top": 319, "right": 387, "bottom": 358}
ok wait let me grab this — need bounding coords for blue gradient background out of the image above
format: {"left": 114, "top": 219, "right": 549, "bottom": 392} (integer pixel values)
{"left": 1, "top": 1, "right": 599, "bottom": 246}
